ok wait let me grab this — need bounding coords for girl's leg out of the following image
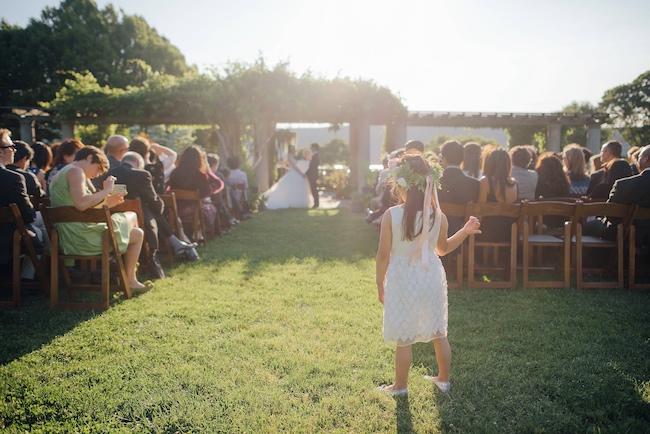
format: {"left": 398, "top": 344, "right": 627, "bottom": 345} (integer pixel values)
{"left": 432, "top": 337, "right": 451, "bottom": 382}
{"left": 393, "top": 345, "right": 412, "bottom": 390}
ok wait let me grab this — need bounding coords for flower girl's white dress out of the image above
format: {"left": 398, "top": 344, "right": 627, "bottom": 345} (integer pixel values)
{"left": 383, "top": 205, "right": 448, "bottom": 346}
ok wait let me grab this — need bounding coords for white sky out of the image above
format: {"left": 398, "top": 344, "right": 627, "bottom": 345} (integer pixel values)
{"left": 3, "top": 0, "right": 650, "bottom": 113}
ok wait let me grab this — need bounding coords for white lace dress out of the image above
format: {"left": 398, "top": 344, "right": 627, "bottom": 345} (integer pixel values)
{"left": 383, "top": 206, "right": 448, "bottom": 347}
{"left": 263, "top": 156, "right": 313, "bottom": 209}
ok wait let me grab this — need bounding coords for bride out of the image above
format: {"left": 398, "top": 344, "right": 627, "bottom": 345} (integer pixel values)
{"left": 263, "top": 145, "right": 313, "bottom": 209}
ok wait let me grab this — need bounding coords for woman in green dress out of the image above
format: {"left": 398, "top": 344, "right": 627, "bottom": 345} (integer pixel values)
{"left": 49, "top": 146, "right": 148, "bottom": 290}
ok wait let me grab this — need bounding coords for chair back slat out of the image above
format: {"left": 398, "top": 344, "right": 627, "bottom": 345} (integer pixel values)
{"left": 469, "top": 202, "right": 521, "bottom": 218}
{"left": 169, "top": 189, "right": 200, "bottom": 200}
{"left": 439, "top": 202, "right": 469, "bottom": 219}
{"left": 42, "top": 206, "right": 110, "bottom": 224}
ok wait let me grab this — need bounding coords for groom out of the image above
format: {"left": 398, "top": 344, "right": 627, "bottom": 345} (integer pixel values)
{"left": 304, "top": 143, "right": 320, "bottom": 208}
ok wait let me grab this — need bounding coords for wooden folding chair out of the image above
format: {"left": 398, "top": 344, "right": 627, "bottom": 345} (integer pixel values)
{"left": 168, "top": 189, "right": 209, "bottom": 246}
{"left": 439, "top": 202, "right": 470, "bottom": 289}
{"left": 234, "top": 182, "right": 248, "bottom": 216}
{"left": 572, "top": 201, "right": 633, "bottom": 290}
{"left": 0, "top": 203, "right": 49, "bottom": 307}
{"left": 40, "top": 205, "right": 131, "bottom": 310}
{"left": 467, "top": 202, "right": 522, "bottom": 290}
{"left": 159, "top": 193, "right": 182, "bottom": 267}
{"left": 520, "top": 200, "right": 576, "bottom": 289}
{"left": 629, "top": 205, "right": 650, "bottom": 290}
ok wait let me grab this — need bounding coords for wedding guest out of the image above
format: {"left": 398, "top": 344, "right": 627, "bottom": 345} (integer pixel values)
{"left": 49, "top": 146, "right": 148, "bottom": 290}
{"left": 404, "top": 140, "right": 424, "bottom": 154}
{"left": 461, "top": 142, "right": 482, "bottom": 179}
{"left": 0, "top": 129, "right": 37, "bottom": 268}
{"left": 586, "top": 140, "right": 622, "bottom": 196}
{"left": 207, "top": 153, "right": 237, "bottom": 232}
{"left": 46, "top": 138, "right": 83, "bottom": 193}
{"left": 627, "top": 146, "right": 641, "bottom": 175}
{"left": 375, "top": 152, "right": 481, "bottom": 395}
{"left": 535, "top": 152, "right": 570, "bottom": 199}
{"left": 103, "top": 135, "right": 129, "bottom": 169}
{"left": 8, "top": 141, "right": 45, "bottom": 199}
{"left": 169, "top": 146, "right": 224, "bottom": 238}
{"left": 588, "top": 159, "right": 633, "bottom": 201}
{"left": 509, "top": 146, "right": 538, "bottom": 200}
{"left": 227, "top": 155, "right": 253, "bottom": 218}
{"left": 477, "top": 149, "right": 518, "bottom": 241}
{"left": 28, "top": 141, "right": 52, "bottom": 190}
{"left": 563, "top": 144, "right": 590, "bottom": 196}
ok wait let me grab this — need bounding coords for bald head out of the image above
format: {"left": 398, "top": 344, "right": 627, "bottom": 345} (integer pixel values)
{"left": 638, "top": 145, "right": 650, "bottom": 172}
{"left": 103, "top": 135, "right": 129, "bottom": 158}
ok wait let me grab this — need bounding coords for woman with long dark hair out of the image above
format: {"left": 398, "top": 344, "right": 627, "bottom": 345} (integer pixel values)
{"left": 477, "top": 148, "right": 518, "bottom": 241}
{"left": 535, "top": 152, "right": 570, "bottom": 199}
{"left": 375, "top": 152, "right": 480, "bottom": 396}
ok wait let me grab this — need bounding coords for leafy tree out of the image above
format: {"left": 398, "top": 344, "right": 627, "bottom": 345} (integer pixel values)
{"left": 0, "top": 0, "right": 188, "bottom": 106}
{"left": 318, "top": 138, "right": 349, "bottom": 165}
{"left": 506, "top": 126, "right": 547, "bottom": 150}
{"left": 425, "top": 134, "right": 501, "bottom": 154}
{"left": 600, "top": 70, "right": 650, "bottom": 147}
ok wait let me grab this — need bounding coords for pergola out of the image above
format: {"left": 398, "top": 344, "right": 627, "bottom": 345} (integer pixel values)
{"left": 4, "top": 107, "right": 608, "bottom": 193}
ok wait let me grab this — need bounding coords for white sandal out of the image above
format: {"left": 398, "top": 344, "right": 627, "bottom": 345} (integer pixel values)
{"left": 423, "top": 376, "right": 450, "bottom": 393}
{"left": 376, "top": 384, "right": 408, "bottom": 396}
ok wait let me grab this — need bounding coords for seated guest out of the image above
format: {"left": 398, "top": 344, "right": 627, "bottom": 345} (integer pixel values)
{"left": 584, "top": 145, "right": 650, "bottom": 243}
{"left": 28, "top": 141, "right": 52, "bottom": 190}
{"left": 627, "top": 146, "right": 641, "bottom": 175}
{"left": 509, "top": 146, "right": 538, "bottom": 200}
{"left": 46, "top": 138, "right": 83, "bottom": 194}
{"left": 461, "top": 142, "right": 482, "bottom": 179}
{"left": 8, "top": 141, "right": 45, "bottom": 199}
{"left": 588, "top": 159, "right": 633, "bottom": 201}
{"left": 207, "top": 153, "right": 237, "bottom": 232}
{"left": 169, "top": 146, "right": 224, "bottom": 238}
{"left": 404, "top": 139, "right": 424, "bottom": 154}
{"left": 535, "top": 152, "right": 570, "bottom": 199}
{"left": 49, "top": 145, "right": 148, "bottom": 290}
{"left": 438, "top": 140, "right": 480, "bottom": 250}
{"left": 0, "top": 129, "right": 37, "bottom": 268}
{"left": 226, "top": 155, "right": 252, "bottom": 219}
{"left": 586, "top": 140, "right": 622, "bottom": 196}
{"left": 478, "top": 148, "right": 518, "bottom": 241}
{"left": 563, "top": 144, "right": 590, "bottom": 196}
{"left": 108, "top": 152, "right": 200, "bottom": 276}
{"left": 103, "top": 135, "right": 129, "bottom": 169}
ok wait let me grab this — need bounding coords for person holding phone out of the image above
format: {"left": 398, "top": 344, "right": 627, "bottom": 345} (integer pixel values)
{"left": 49, "top": 146, "right": 149, "bottom": 291}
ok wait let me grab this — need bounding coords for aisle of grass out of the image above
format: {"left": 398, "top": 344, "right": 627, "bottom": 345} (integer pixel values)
{"left": 1, "top": 207, "right": 649, "bottom": 433}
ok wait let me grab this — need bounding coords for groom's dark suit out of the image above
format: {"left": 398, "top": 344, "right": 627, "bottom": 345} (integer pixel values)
{"left": 305, "top": 152, "right": 320, "bottom": 207}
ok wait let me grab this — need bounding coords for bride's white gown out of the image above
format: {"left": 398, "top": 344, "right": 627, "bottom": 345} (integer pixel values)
{"left": 263, "top": 157, "right": 313, "bottom": 209}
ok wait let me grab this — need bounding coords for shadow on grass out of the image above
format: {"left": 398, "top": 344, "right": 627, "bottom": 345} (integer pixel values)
{"left": 395, "top": 395, "right": 413, "bottom": 434}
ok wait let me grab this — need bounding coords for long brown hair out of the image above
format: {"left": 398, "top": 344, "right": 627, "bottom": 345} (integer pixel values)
{"left": 535, "top": 152, "right": 570, "bottom": 196}
{"left": 52, "top": 138, "right": 83, "bottom": 167}
{"left": 484, "top": 148, "right": 515, "bottom": 200}
{"left": 392, "top": 153, "right": 436, "bottom": 241}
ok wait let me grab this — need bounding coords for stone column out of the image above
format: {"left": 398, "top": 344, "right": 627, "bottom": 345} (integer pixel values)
{"left": 19, "top": 118, "right": 35, "bottom": 143}
{"left": 349, "top": 118, "right": 370, "bottom": 192}
{"left": 586, "top": 124, "right": 602, "bottom": 155}
{"left": 60, "top": 120, "right": 75, "bottom": 140}
{"left": 385, "top": 122, "right": 407, "bottom": 153}
{"left": 546, "top": 124, "right": 562, "bottom": 153}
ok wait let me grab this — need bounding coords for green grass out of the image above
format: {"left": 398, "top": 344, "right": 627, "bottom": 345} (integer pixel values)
{"left": 1, "top": 208, "right": 649, "bottom": 433}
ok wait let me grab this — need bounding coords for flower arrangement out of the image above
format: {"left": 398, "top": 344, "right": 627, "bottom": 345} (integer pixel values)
{"left": 389, "top": 160, "right": 442, "bottom": 193}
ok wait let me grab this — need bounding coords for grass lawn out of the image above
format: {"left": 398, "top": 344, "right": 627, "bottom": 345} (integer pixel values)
{"left": 1, "top": 207, "right": 649, "bottom": 433}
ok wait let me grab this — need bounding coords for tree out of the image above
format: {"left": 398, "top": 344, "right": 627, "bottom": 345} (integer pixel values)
{"left": 319, "top": 138, "right": 349, "bottom": 165}
{"left": 560, "top": 101, "right": 611, "bottom": 148}
{"left": 600, "top": 70, "right": 650, "bottom": 147}
{"left": 0, "top": 0, "right": 188, "bottom": 106}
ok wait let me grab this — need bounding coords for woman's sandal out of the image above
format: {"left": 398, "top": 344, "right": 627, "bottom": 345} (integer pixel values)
{"left": 423, "top": 376, "right": 450, "bottom": 393}
{"left": 376, "top": 385, "right": 408, "bottom": 396}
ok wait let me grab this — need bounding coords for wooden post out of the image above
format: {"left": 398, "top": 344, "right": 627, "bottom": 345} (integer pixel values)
{"left": 546, "top": 124, "right": 562, "bottom": 153}
{"left": 349, "top": 118, "right": 370, "bottom": 192}
{"left": 19, "top": 118, "right": 35, "bottom": 143}
{"left": 254, "top": 121, "right": 275, "bottom": 192}
{"left": 586, "top": 124, "right": 602, "bottom": 155}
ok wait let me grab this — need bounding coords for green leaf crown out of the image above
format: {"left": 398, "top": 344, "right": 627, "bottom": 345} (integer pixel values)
{"left": 389, "top": 160, "right": 442, "bottom": 193}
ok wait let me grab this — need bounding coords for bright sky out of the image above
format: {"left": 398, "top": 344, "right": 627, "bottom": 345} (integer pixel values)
{"left": 3, "top": 0, "right": 650, "bottom": 113}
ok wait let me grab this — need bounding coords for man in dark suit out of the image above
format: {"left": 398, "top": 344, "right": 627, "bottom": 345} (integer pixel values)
{"left": 304, "top": 143, "right": 320, "bottom": 208}
{"left": 585, "top": 145, "right": 650, "bottom": 243}
{"left": 7, "top": 141, "right": 45, "bottom": 200}
{"left": 586, "top": 140, "right": 622, "bottom": 196}
{"left": 108, "top": 152, "right": 197, "bottom": 278}
{"left": 438, "top": 140, "right": 480, "bottom": 247}
{"left": 0, "top": 129, "right": 36, "bottom": 266}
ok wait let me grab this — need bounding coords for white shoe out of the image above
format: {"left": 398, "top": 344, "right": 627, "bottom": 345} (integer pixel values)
{"left": 423, "top": 376, "right": 450, "bottom": 393}
{"left": 376, "top": 385, "right": 408, "bottom": 396}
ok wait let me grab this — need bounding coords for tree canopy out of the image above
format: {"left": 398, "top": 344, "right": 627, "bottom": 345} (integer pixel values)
{"left": 0, "top": 0, "right": 188, "bottom": 106}
{"left": 600, "top": 69, "right": 650, "bottom": 147}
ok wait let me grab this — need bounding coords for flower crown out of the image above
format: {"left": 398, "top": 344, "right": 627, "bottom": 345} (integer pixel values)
{"left": 389, "top": 159, "right": 442, "bottom": 193}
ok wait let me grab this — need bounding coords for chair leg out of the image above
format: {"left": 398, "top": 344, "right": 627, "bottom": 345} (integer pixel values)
{"left": 576, "top": 226, "right": 583, "bottom": 291}
{"left": 630, "top": 226, "right": 636, "bottom": 289}
{"left": 617, "top": 226, "right": 624, "bottom": 289}
{"left": 50, "top": 232, "right": 59, "bottom": 309}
